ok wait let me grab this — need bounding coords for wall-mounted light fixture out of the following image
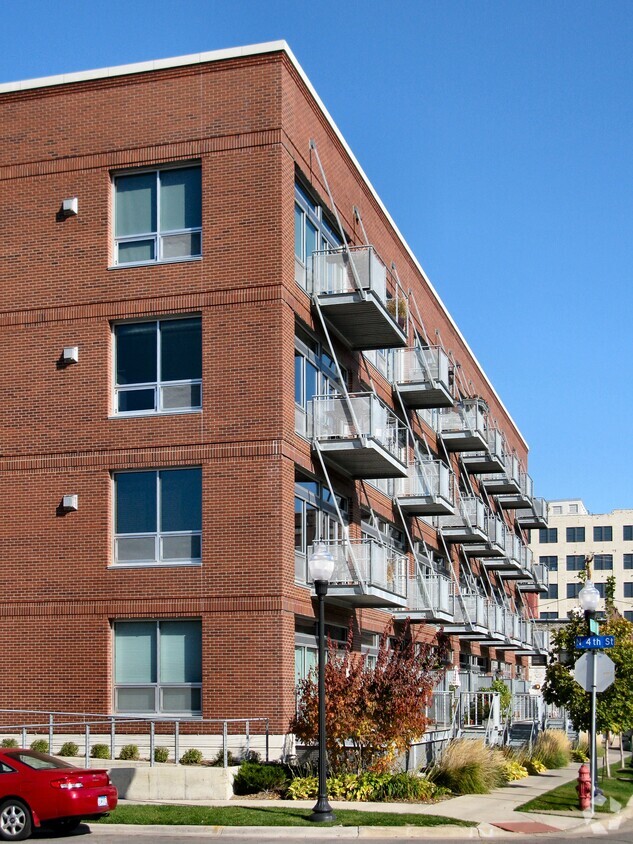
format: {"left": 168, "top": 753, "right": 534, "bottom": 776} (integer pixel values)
{"left": 61, "top": 197, "right": 78, "bottom": 217}
{"left": 62, "top": 494, "right": 78, "bottom": 511}
{"left": 62, "top": 346, "right": 79, "bottom": 364}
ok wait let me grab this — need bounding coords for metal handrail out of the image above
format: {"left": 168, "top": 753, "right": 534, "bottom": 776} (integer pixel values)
{"left": 0, "top": 710, "right": 269, "bottom": 768}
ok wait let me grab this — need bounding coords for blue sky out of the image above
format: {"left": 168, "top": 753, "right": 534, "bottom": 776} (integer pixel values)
{"left": 2, "top": 1, "right": 631, "bottom": 513}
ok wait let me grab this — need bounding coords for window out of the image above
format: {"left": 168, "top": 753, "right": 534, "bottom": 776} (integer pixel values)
{"left": 294, "top": 182, "right": 341, "bottom": 289}
{"left": 624, "top": 583, "right": 633, "bottom": 598}
{"left": 593, "top": 526, "right": 612, "bottom": 542}
{"left": 540, "top": 555, "right": 558, "bottom": 571}
{"left": 595, "top": 582, "right": 605, "bottom": 598}
{"left": 566, "top": 527, "right": 585, "bottom": 542}
{"left": 566, "top": 555, "right": 585, "bottom": 571}
{"left": 594, "top": 554, "right": 613, "bottom": 570}
{"left": 114, "top": 620, "right": 201, "bottom": 714}
{"left": 625, "top": 611, "right": 633, "bottom": 622}
{"left": 114, "top": 165, "right": 201, "bottom": 265}
{"left": 624, "top": 554, "right": 633, "bottom": 570}
{"left": 114, "top": 468, "right": 201, "bottom": 565}
{"left": 547, "top": 584, "right": 558, "bottom": 599}
{"left": 567, "top": 583, "right": 582, "bottom": 599}
{"left": 540, "top": 612, "right": 558, "bottom": 620}
{"left": 539, "top": 528, "right": 558, "bottom": 543}
{"left": 624, "top": 526, "right": 633, "bottom": 541}
{"left": 569, "top": 504, "right": 579, "bottom": 514}
{"left": 294, "top": 477, "right": 348, "bottom": 582}
{"left": 294, "top": 326, "right": 345, "bottom": 437}
{"left": 552, "top": 505, "right": 562, "bottom": 515}
{"left": 114, "top": 317, "right": 201, "bottom": 414}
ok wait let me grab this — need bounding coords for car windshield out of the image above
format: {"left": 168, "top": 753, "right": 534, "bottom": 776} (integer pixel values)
{"left": 7, "top": 751, "right": 75, "bottom": 770}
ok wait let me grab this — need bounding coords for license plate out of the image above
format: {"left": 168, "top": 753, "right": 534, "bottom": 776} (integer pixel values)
{"left": 98, "top": 796, "right": 108, "bottom": 808}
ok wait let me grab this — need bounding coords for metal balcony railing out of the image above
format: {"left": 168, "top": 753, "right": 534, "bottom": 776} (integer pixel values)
{"left": 395, "top": 459, "right": 454, "bottom": 515}
{"left": 454, "top": 592, "right": 487, "bottom": 627}
{"left": 438, "top": 399, "right": 488, "bottom": 451}
{"left": 400, "top": 572, "right": 455, "bottom": 619}
{"left": 311, "top": 246, "right": 407, "bottom": 350}
{"left": 437, "top": 496, "right": 487, "bottom": 542}
{"left": 391, "top": 346, "right": 453, "bottom": 408}
{"left": 308, "top": 539, "right": 408, "bottom": 602}
{"left": 312, "top": 393, "right": 408, "bottom": 478}
{"left": 516, "top": 496, "right": 548, "bottom": 529}
{"left": 462, "top": 429, "right": 506, "bottom": 474}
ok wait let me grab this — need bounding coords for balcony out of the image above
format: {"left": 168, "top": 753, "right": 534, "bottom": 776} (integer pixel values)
{"left": 438, "top": 399, "right": 488, "bottom": 452}
{"left": 465, "top": 512, "right": 506, "bottom": 557}
{"left": 462, "top": 430, "right": 506, "bottom": 474}
{"left": 308, "top": 540, "right": 408, "bottom": 608}
{"left": 312, "top": 393, "right": 408, "bottom": 479}
{"left": 484, "top": 535, "right": 531, "bottom": 577}
{"left": 516, "top": 496, "right": 548, "bottom": 529}
{"left": 394, "top": 571, "right": 455, "bottom": 623}
{"left": 436, "top": 496, "right": 487, "bottom": 543}
{"left": 311, "top": 246, "right": 407, "bottom": 350}
{"left": 497, "top": 470, "right": 534, "bottom": 510}
{"left": 517, "top": 562, "right": 549, "bottom": 594}
{"left": 443, "top": 592, "right": 489, "bottom": 638}
{"left": 515, "top": 622, "right": 550, "bottom": 656}
{"left": 392, "top": 346, "right": 453, "bottom": 408}
{"left": 395, "top": 459, "right": 454, "bottom": 516}
{"left": 480, "top": 454, "right": 521, "bottom": 495}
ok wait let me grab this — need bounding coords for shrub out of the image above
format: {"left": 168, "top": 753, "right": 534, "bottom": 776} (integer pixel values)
{"left": 233, "top": 761, "right": 290, "bottom": 796}
{"left": 209, "top": 749, "right": 240, "bottom": 767}
{"left": 525, "top": 758, "right": 547, "bottom": 775}
{"left": 532, "top": 730, "right": 571, "bottom": 769}
{"left": 154, "top": 746, "right": 169, "bottom": 763}
{"left": 179, "top": 748, "right": 204, "bottom": 766}
{"left": 119, "top": 744, "right": 140, "bottom": 761}
{"left": 285, "top": 771, "right": 437, "bottom": 802}
{"left": 428, "top": 739, "right": 506, "bottom": 794}
{"left": 58, "top": 742, "right": 79, "bottom": 757}
{"left": 30, "top": 739, "right": 49, "bottom": 753}
{"left": 91, "top": 743, "right": 111, "bottom": 760}
{"left": 0, "top": 739, "right": 18, "bottom": 749}
{"left": 501, "top": 760, "right": 529, "bottom": 781}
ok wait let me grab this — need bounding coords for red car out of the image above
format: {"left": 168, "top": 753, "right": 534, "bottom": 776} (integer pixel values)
{"left": 0, "top": 749, "right": 117, "bottom": 840}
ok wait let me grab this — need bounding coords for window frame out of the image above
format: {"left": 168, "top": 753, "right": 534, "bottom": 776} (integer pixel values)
{"left": 566, "top": 554, "right": 585, "bottom": 571}
{"left": 112, "top": 163, "right": 202, "bottom": 268}
{"left": 593, "top": 526, "right": 612, "bottom": 542}
{"left": 539, "top": 555, "right": 558, "bottom": 571}
{"left": 539, "top": 528, "right": 558, "bottom": 544}
{"left": 624, "top": 525, "right": 633, "bottom": 541}
{"left": 112, "top": 467, "right": 202, "bottom": 568}
{"left": 113, "top": 619, "right": 202, "bottom": 716}
{"left": 112, "top": 315, "right": 202, "bottom": 417}
{"left": 294, "top": 477, "right": 349, "bottom": 583}
{"left": 624, "top": 554, "right": 633, "bottom": 570}
{"left": 593, "top": 554, "right": 613, "bottom": 570}
{"left": 294, "top": 181, "right": 342, "bottom": 290}
{"left": 566, "top": 526, "right": 585, "bottom": 542}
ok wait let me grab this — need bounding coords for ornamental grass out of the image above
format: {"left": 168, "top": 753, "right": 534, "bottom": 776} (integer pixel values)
{"left": 428, "top": 739, "right": 506, "bottom": 794}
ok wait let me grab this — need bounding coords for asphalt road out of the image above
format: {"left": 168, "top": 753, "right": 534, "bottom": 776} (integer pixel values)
{"left": 28, "top": 815, "right": 633, "bottom": 843}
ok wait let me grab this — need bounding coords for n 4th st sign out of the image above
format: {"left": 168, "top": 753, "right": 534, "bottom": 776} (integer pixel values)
{"left": 575, "top": 635, "right": 615, "bottom": 649}
{"left": 573, "top": 652, "right": 616, "bottom": 693}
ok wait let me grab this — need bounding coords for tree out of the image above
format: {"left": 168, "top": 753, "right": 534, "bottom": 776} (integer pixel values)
{"left": 291, "top": 620, "right": 449, "bottom": 773}
{"left": 542, "top": 608, "right": 633, "bottom": 734}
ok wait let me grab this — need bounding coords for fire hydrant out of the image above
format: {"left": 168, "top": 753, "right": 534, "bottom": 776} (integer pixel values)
{"left": 576, "top": 763, "right": 592, "bottom": 810}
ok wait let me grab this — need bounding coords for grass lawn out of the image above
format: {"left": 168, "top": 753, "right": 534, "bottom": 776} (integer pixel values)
{"left": 96, "top": 803, "right": 475, "bottom": 828}
{"left": 518, "top": 761, "right": 633, "bottom": 815}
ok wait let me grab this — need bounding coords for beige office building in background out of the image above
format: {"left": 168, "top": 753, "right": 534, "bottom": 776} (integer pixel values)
{"left": 530, "top": 499, "right": 633, "bottom": 623}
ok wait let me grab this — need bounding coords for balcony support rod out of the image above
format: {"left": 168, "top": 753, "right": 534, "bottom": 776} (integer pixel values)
{"left": 394, "top": 499, "right": 434, "bottom": 611}
{"left": 309, "top": 140, "right": 366, "bottom": 301}
{"left": 438, "top": 533, "right": 472, "bottom": 626}
{"left": 312, "top": 440, "right": 367, "bottom": 593}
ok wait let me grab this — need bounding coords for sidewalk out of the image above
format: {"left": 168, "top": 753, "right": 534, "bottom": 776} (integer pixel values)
{"left": 100, "top": 760, "right": 632, "bottom": 837}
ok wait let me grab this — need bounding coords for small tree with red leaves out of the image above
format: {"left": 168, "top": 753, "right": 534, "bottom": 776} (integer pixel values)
{"left": 291, "top": 620, "right": 449, "bottom": 773}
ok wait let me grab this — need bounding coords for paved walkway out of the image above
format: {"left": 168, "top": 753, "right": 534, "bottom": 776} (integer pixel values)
{"left": 111, "top": 757, "right": 633, "bottom": 836}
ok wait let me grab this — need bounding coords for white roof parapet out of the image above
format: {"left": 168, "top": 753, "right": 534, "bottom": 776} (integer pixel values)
{"left": 0, "top": 39, "right": 527, "bottom": 449}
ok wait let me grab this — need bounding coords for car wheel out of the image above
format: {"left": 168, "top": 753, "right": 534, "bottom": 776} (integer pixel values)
{"left": 0, "top": 799, "right": 32, "bottom": 841}
{"left": 47, "top": 818, "right": 82, "bottom": 834}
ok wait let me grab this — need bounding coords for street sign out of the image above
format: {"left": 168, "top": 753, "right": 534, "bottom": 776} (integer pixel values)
{"left": 575, "top": 635, "right": 615, "bottom": 649}
{"left": 574, "top": 652, "right": 616, "bottom": 693}
{"left": 588, "top": 617, "right": 600, "bottom": 635}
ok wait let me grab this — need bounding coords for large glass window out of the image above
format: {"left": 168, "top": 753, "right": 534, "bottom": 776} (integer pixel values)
{"left": 114, "top": 620, "right": 201, "bottom": 714}
{"left": 540, "top": 555, "right": 558, "bottom": 571}
{"left": 294, "top": 326, "right": 345, "bottom": 437}
{"left": 114, "top": 468, "right": 201, "bottom": 565}
{"left": 294, "top": 478, "right": 348, "bottom": 582}
{"left": 539, "top": 528, "right": 558, "bottom": 544}
{"left": 624, "top": 554, "right": 633, "bottom": 570}
{"left": 566, "top": 555, "right": 585, "bottom": 571}
{"left": 594, "top": 554, "right": 613, "bottom": 570}
{"left": 566, "top": 526, "right": 585, "bottom": 542}
{"left": 624, "top": 525, "right": 633, "bottom": 541}
{"left": 547, "top": 584, "right": 558, "bottom": 599}
{"left": 114, "top": 166, "right": 201, "bottom": 265}
{"left": 567, "top": 583, "right": 582, "bottom": 599}
{"left": 624, "top": 583, "right": 633, "bottom": 598}
{"left": 593, "top": 526, "right": 612, "bottom": 542}
{"left": 294, "top": 182, "right": 341, "bottom": 289}
{"left": 114, "top": 317, "right": 202, "bottom": 414}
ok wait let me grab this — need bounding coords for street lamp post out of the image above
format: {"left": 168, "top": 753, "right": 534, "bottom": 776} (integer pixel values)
{"left": 308, "top": 544, "right": 336, "bottom": 824}
{"left": 578, "top": 579, "right": 601, "bottom": 815}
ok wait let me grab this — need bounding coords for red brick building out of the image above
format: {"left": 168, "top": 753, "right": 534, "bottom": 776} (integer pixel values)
{"left": 0, "top": 41, "right": 548, "bottom": 750}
